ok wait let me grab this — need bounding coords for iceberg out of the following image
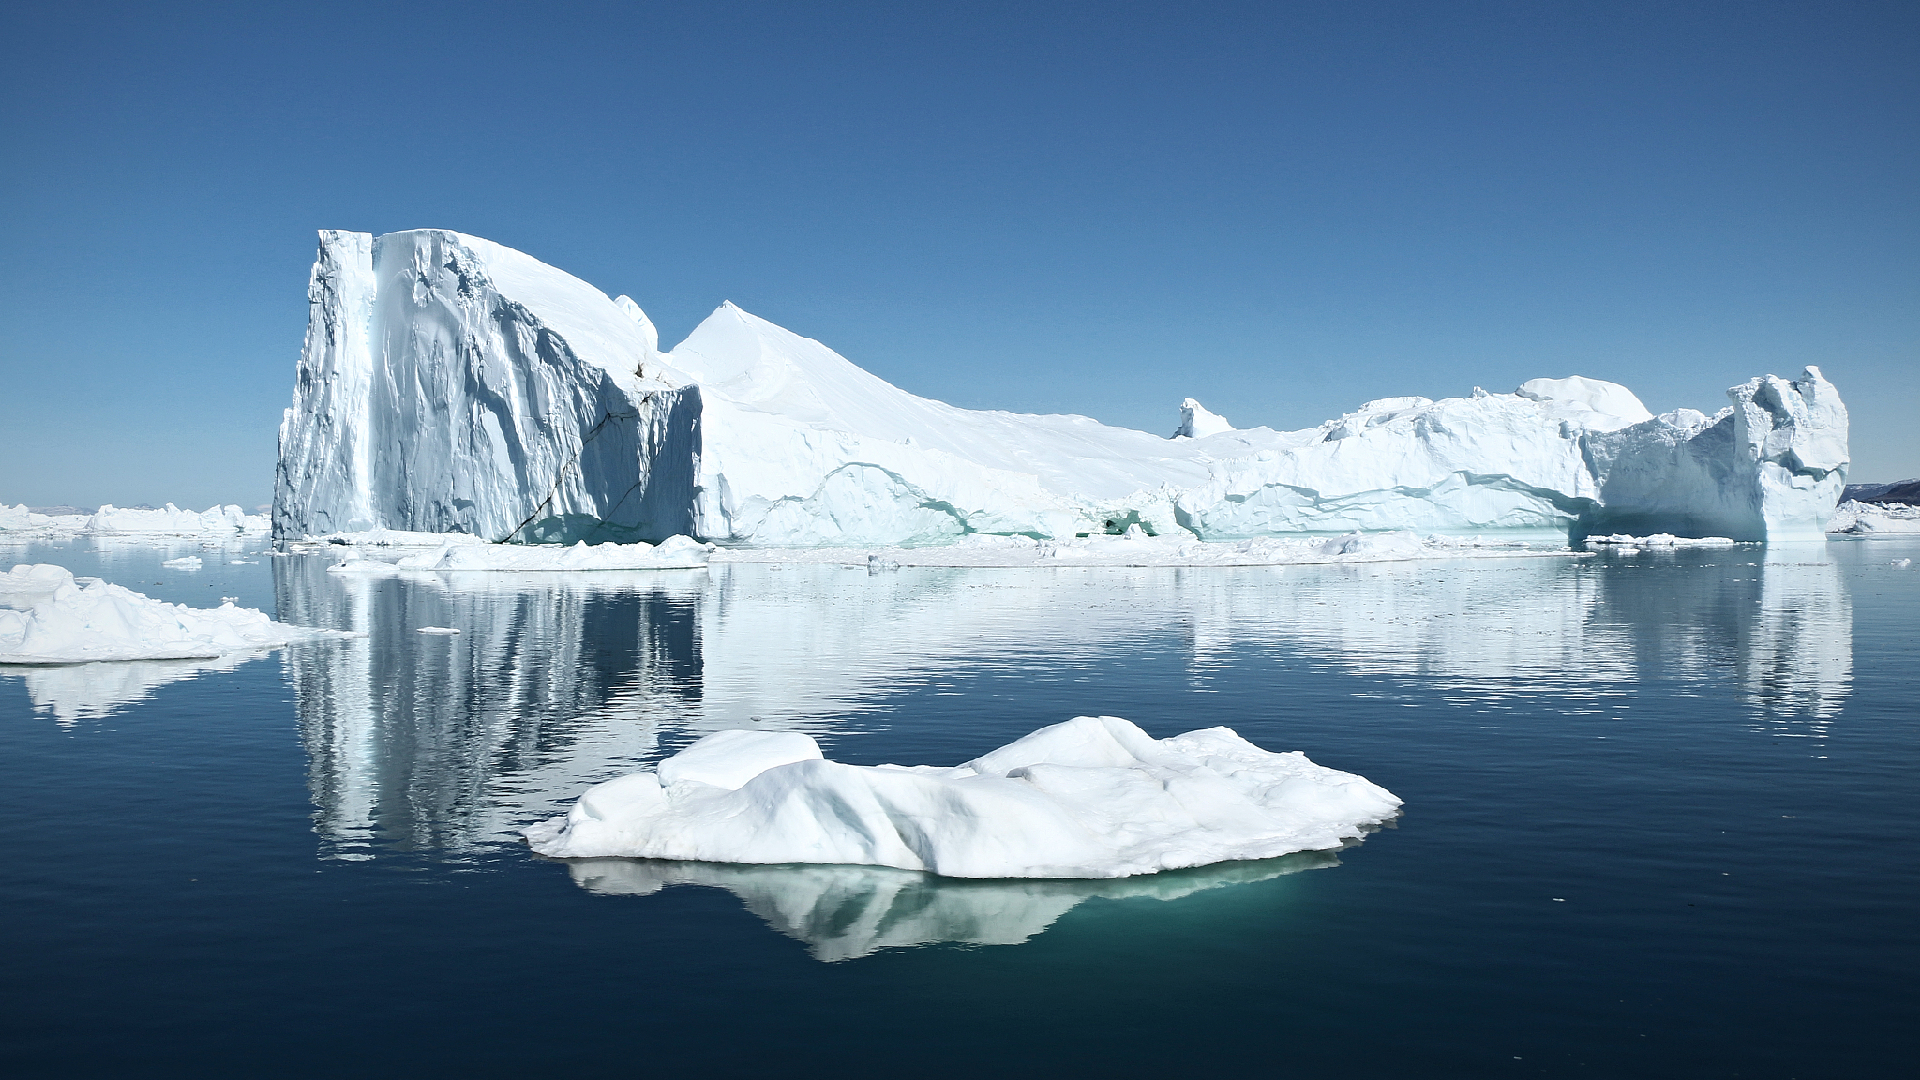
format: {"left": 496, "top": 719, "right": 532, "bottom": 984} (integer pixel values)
{"left": 525, "top": 715, "right": 1402, "bottom": 879}
{"left": 275, "top": 230, "right": 1850, "bottom": 546}
{"left": 1827, "top": 500, "right": 1920, "bottom": 536}
{"left": 0, "top": 564, "right": 337, "bottom": 665}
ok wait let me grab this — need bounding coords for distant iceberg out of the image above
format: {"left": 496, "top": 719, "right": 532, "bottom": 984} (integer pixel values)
{"left": 274, "top": 229, "right": 1850, "bottom": 546}
{"left": 525, "top": 715, "right": 1401, "bottom": 879}
{"left": 0, "top": 503, "right": 268, "bottom": 537}
{"left": 1827, "top": 500, "right": 1920, "bottom": 536}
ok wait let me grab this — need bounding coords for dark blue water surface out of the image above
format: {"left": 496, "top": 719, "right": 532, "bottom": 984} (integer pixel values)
{"left": 1, "top": 535, "right": 1913, "bottom": 1077}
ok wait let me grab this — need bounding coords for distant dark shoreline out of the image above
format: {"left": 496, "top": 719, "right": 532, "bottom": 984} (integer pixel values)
{"left": 1843, "top": 479, "right": 1920, "bottom": 506}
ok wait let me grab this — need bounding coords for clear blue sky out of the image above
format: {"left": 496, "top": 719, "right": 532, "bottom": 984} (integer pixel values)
{"left": 2, "top": 0, "right": 1914, "bottom": 509}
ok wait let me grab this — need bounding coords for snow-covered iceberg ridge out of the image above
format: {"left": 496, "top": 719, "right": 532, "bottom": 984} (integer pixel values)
{"left": 0, "top": 564, "right": 340, "bottom": 665}
{"left": 525, "top": 716, "right": 1402, "bottom": 879}
{"left": 276, "top": 229, "right": 1849, "bottom": 546}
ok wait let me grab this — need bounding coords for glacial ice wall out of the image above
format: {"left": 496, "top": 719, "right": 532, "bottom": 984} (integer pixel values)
{"left": 274, "top": 230, "right": 700, "bottom": 543}
{"left": 274, "top": 230, "right": 1849, "bottom": 544}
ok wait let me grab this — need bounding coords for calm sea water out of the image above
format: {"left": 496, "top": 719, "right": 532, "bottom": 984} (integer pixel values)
{"left": 1, "top": 535, "right": 1913, "bottom": 1077}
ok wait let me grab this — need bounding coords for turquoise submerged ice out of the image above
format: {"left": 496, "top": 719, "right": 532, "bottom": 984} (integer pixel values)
{"left": 524, "top": 716, "right": 1402, "bottom": 879}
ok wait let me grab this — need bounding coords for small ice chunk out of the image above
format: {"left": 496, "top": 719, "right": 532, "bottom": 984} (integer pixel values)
{"left": 416, "top": 626, "right": 461, "bottom": 635}
{"left": 161, "top": 556, "right": 203, "bottom": 571}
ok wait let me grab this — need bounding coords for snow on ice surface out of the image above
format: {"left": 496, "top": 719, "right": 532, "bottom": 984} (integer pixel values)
{"left": 525, "top": 715, "right": 1402, "bottom": 879}
{"left": 327, "top": 536, "right": 711, "bottom": 575}
{"left": 275, "top": 230, "right": 1851, "bottom": 546}
{"left": 0, "top": 564, "right": 340, "bottom": 665}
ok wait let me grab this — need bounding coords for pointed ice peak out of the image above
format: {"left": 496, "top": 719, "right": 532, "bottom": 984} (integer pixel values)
{"left": 612, "top": 296, "right": 659, "bottom": 355}
{"left": 1174, "top": 398, "right": 1235, "bottom": 439}
{"left": 666, "top": 299, "right": 911, "bottom": 426}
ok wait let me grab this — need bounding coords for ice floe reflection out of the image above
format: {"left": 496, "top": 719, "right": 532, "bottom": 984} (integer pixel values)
{"left": 10, "top": 654, "right": 254, "bottom": 723}
{"left": 265, "top": 544, "right": 1856, "bottom": 869}
{"left": 561, "top": 850, "right": 1341, "bottom": 961}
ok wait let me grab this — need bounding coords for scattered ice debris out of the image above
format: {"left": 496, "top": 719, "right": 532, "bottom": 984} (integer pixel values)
{"left": 0, "top": 564, "right": 344, "bottom": 665}
{"left": 1894, "top": 558, "right": 1912, "bottom": 569}
{"left": 1826, "top": 500, "right": 1920, "bottom": 536}
{"left": 1583, "top": 534, "right": 1743, "bottom": 550}
{"left": 416, "top": 627, "right": 461, "bottom": 635}
{"left": 160, "top": 556, "right": 204, "bottom": 571}
{"left": 274, "top": 228, "right": 1848, "bottom": 547}
{"left": 712, "top": 530, "right": 1581, "bottom": 569}
{"left": 327, "top": 536, "right": 712, "bottom": 575}
{"left": 0, "top": 503, "right": 267, "bottom": 537}
{"left": 526, "top": 715, "right": 1402, "bottom": 879}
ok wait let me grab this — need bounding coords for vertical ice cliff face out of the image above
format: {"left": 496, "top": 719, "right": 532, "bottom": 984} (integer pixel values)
{"left": 1579, "top": 367, "right": 1848, "bottom": 542}
{"left": 274, "top": 230, "right": 699, "bottom": 542}
{"left": 274, "top": 230, "right": 1848, "bottom": 545}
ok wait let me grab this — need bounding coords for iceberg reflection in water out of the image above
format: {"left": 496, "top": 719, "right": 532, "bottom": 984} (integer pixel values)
{"left": 266, "top": 544, "right": 1856, "bottom": 947}
{"left": 562, "top": 849, "right": 1341, "bottom": 961}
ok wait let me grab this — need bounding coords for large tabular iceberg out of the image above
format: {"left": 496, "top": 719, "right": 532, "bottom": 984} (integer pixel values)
{"left": 525, "top": 715, "right": 1402, "bottom": 879}
{"left": 275, "top": 230, "right": 1849, "bottom": 545}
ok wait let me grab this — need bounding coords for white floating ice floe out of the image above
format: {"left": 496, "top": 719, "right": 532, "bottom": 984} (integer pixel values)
{"left": 1583, "top": 533, "right": 1743, "bottom": 549}
{"left": 327, "top": 535, "right": 712, "bottom": 575}
{"left": 160, "top": 556, "right": 204, "bottom": 570}
{"left": 274, "top": 229, "right": 1851, "bottom": 547}
{"left": 0, "top": 564, "right": 338, "bottom": 665}
{"left": 416, "top": 626, "right": 461, "bottom": 635}
{"left": 526, "top": 715, "right": 1402, "bottom": 879}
